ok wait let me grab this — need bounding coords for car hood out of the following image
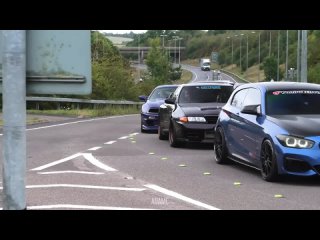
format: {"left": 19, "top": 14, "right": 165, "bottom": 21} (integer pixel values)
{"left": 179, "top": 103, "right": 224, "bottom": 116}
{"left": 267, "top": 115, "right": 320, "bottom": 136}
{"left": 145, "top": 99, "right": 165, "bottom": 108}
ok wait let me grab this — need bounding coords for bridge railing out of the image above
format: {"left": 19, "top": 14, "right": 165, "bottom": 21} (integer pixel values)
{"left": 26, "top": 96, "right": 143, "bottom": 110}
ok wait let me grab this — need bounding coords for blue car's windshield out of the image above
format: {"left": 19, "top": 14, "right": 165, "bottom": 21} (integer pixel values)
{"left": 149, "top": 87, "right": 177, "bottom": 101}
{"left": 266, "top": 90, "right": 320, "bottom": 115}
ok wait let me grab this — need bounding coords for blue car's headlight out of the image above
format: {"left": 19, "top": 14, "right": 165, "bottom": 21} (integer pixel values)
{"left": 276, "top": 135, "right": 315, "bottom": 149}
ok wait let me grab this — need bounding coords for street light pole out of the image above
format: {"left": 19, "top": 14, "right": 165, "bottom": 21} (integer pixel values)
{"left": 277, "top": 30, "right": 280, "bottom": 81}
{"left": 240, "top": 33, "right": 244, "bottom": 71}
{"left": 258, "top": 32, "right": 261, "bottom": 81}
{"left": 285, "top": 30, "right": 289, "bottom": 81}
{"left": 246, "top": 34, "right": 248, "bottom": 70}
{"left": 160, "top": 34, "right": 167, "bottom": 48}
{"left": 269, "top": 31, "right": 272, "bottom": 57}
{"left": 177, "top": 37, "right": 183, "bottom": 65}
{"left": 301, "top": 30, "right": 308, "bottom": 82}
{"left": 297, "top": 30, "right": 301, "bottom": 82}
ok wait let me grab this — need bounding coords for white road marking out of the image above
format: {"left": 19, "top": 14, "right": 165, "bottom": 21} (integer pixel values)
{"left": 38, "top": 170, "right": 105, "bottom": 175}
{"left": 82, "top": 153, "right": 117, "bottom": 171}
{"left": 31, "top": 152, "right": 117, "bottom": 172}
{"left": 118, "top": 136, "right": 129, "bottom": 139}
{"left": 129, "top": 132, "right": 139, "bottom": 136}
{"left": 26, "top": 204, "right": 156, "bottom": 210}
{"left": 104, "top": 141, "right": 117, "bottom": 145}
{"left": 0, "top": 184, "right": 145, "bottom": 191}
{"left": 9, "top": 114, "right": 138, "bottom": 133}
{"left": 88, "top": 146, "right": 102, "bottom": 151}
{"left": 145, "top": 184, "right": 220, "bottom": 210}
{"left": 31, "top": 153, "right": 83, "bottom": 171}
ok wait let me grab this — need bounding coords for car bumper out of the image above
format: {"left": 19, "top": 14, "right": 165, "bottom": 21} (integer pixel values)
{"left": 173, "top": 121, "right": 215, "bottom": 143}
{"left": 275, "top": 142, "right": 320, "bottom": 176}
{"left": 141, "top": 113, "right": 159, "bottom": 131}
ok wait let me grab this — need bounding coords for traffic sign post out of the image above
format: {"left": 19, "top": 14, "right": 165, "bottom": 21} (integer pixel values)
{"left": 1, "top": 30, "right": 91, "bottom": 209}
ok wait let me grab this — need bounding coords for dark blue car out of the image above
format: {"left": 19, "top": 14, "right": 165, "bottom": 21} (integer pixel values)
{"left": 214, "top": 82, "right": 320, "bottom": 181}
{"left": 139, "top": 85, "right": 178, "bottom": 132}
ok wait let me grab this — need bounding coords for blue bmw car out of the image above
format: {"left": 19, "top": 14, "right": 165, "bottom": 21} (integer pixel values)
{"left": 139, "top": 85, "right": 178, "bottom": 132}
{"left": 214, "top": 82, "right": 320, "bottom": 181}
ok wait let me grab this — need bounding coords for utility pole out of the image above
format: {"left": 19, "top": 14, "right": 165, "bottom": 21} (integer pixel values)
{"left": 1, "top": 30, "right": 27, "bottom": 209}
{"left": 258, "top": 33, "right": 261, "bottom": 81}
{"left": 246, "top": 35, "right": 248, "bottom": 71}
{"left": 277, "top": 30, "right": 280, "bottom": 81}
{"left": 269, "top": 31, "right": 272, "bottom": 57}
{"left": 301, "top": 30, "right": 308, "bottom": 82}
{"left": 285, "top": 30, "right": 289, "bottom": 81}
{"left": 297, "top": 30, "right": 301, "bottom": 82}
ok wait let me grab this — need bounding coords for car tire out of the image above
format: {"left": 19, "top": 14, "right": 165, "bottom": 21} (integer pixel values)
{"left": 214, "top": 127, "right": 230, "bottom": 164}
{"left": 169, "top": 124, "right": 182, "bottom": 147}
{"left": 158, "top": 125, "right": 168, "bottom": 140}
{"left": 260, "top": 139, "right": 279, "bottom": 182}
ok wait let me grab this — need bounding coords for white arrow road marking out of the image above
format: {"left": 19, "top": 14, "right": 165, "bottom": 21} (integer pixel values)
{"left": 82, "top": 153, "right": 117, "bottom": 171}
{"left": 88, "top": 146, "right": 102, "bottom": 151}
{"left": 31, "top": 153, "right": 117, "bottom": 172}
{"left": 31, "top": 153, "right": 83, "bottom": 171}
{"left": 25, "top": 204, "right": 156, "bottom": 210}
{"left": 104, "top": 141, "right": 117, "bottom": 145}
{"left": 0, "top": 184, "right": 145, "bottom": 191}
{"left": 145, "top": 184, "right": 220, "bottom": 210}
{"left": 38, "top": 170, "right": 105, "bottom": 175}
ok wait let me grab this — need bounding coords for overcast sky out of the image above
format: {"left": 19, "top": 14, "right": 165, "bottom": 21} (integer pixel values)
{"left": 99, "top": 30, "right": 147, "bottom": 34}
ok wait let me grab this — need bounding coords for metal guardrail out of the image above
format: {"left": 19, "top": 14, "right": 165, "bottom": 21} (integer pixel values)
{"left": 220, "top": 69, "right": 250, "bottom": 83}
{"left": 26, "top": 96, "right": 143, "bottom": 110}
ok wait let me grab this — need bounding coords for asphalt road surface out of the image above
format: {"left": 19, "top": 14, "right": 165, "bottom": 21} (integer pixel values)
{"left": 1, "top": 114, "right": 320, "bottom": 210}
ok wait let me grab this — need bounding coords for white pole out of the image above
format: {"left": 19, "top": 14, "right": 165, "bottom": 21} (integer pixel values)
{"left": 2, "top": 30, "right": 27, "bottom": 209}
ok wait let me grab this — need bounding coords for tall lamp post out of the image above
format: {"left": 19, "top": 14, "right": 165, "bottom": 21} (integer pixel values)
{"left": 240, "top": 33, "right": 244, "bottom": 71}
{"left": 277, "top": 30, "right": 280, "bottom": 81}
{"left": 160, "top": 34, "right": 167, "bottom": 48}
{"left": 177, "top": 37, "right": 183, "bottom": 65}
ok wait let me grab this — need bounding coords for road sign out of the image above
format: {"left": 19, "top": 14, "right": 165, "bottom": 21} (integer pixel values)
{"left": 211, "top": 52, "right": 219, "bottom": 63}
{"left": 0, "top": 30, "right": 91, "bottom": 95}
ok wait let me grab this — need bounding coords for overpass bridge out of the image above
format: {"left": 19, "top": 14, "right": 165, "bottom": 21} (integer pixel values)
{"left": 119, "top": 46, "right": 186, "bottom": 63}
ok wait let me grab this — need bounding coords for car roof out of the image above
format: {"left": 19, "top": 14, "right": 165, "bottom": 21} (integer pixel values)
{"left": 238, "top": 81, "right": 320, "bottom": 91}
{"left": 183, "top": 80, "right": 235, "bottom": 86}
{"left": 154, "top": 84, "right": 179, "bottom": 89}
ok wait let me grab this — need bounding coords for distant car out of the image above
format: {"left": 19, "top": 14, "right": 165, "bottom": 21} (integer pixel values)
{"left": 139, "top": 85, "right": 178, "bottom": 133}
{"left": 158, "top": 81, "right": 235, "bottom": 147}
{"left": 214, "top": 81, "right": 320, "bottom": 181}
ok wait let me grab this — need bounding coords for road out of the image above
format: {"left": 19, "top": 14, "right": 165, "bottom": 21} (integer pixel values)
{"left": 1, "top": 114, "right": 320, "bottom": 210}
{"left": 180, "top": 64, "right": 235, "bottom": 83}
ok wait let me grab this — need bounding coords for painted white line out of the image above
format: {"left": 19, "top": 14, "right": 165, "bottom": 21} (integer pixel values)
{"left": 82, "top": 153, "right": 117, "bottom": 171}
{"left": 22, "top": 114, "right": 138, "bottom": 132}
{"left": 31, "top": 153, "right": 83, "bottom": 171}
{"left": 145, "top": 184, "right": 220, "bottom": 210}
{"left": 23, "top": 184, "right": 145, "bottom": 191}
{"left": 104, "top": 141, "right": 117, "bottom": 145}
{"left": 118, "top": 136, "right": 129, "bottom": 139}
{"left": 129, "top": 132, "right": 139, "bottom": 136}
{"left": 88, "top": 146, "right": 102, "bottom": 151}
{"left": 38, "top": 170, "right": 105, "bottom": 175}
{"left": 26, "top": 204, "right": 156, "bottom": 210}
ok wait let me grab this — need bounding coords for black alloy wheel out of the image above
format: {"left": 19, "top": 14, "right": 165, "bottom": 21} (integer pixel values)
{"left": 260, "top": 139, "right": 279, "bottom": 182}
{"left": 214, "top": 127, "right": 229, "bottom": 164}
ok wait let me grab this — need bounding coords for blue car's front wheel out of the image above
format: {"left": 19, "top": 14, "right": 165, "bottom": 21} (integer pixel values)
{"left": 261, "top": 139, "right": 279, "bottom": 182}
{"left": 214, "top": 127, "right": 230, "bottom": 164}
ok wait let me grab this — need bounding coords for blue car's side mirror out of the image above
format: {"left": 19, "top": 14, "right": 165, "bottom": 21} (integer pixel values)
{"left": 139, "top": 95, "right": 147, "bottom": 102}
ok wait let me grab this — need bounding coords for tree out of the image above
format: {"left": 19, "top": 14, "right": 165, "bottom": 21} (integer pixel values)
{"left": 145, "top": 38, "right": 171, "bottom": 85}
{"left": 263, "top": 56, "right": 278, "bottom": 81}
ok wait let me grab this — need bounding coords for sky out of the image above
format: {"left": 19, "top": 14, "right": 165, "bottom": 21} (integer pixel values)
{"left": 99, "top": 30, "right": 147, "bottom": 34}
